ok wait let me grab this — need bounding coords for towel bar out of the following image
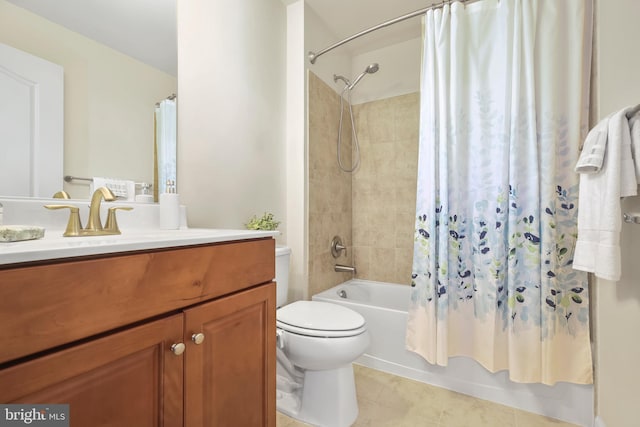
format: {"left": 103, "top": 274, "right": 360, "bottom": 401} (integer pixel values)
{"left": 623, "top": 213, "right": 640, "bottom": 224}
{"left": 64, "top": 175, "right": 152, "bottom": 189}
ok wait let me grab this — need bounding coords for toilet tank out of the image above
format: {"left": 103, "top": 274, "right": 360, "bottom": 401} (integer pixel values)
{"left": 275, "top": 246, "right": 291, "bottom": 307}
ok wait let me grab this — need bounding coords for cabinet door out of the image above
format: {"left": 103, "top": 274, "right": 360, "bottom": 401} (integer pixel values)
{"left": 184, "top": 283, "right": 276, "bottom": 427}
{"left": 0, "top": 314, "right": 184, "bottom": 427}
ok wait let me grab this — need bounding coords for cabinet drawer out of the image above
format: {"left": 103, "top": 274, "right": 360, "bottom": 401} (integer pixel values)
{"left": 0, "top": 238, "right": 274, "bottom": 364}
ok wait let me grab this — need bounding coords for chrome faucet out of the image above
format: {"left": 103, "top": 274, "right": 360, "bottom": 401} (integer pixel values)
{"left": 45, "top": 187, "right": 132, "bottom": 236}
{"left": 335, "top": 264, "right": 356, "bottom": 274}
{"left": 85, "top": 187, "right": 116, "bottom": 232}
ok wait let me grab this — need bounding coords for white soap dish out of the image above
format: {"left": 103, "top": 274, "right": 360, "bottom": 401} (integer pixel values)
{"left": 0, "top": 225, "right": 46, "bottom": 242}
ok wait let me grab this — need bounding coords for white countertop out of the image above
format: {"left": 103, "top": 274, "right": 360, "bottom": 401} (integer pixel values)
{"left": 0, "top": 228, "right": 278, "bottom": 266}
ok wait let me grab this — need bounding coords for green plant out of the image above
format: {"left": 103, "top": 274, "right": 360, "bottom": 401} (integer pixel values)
{"left": 245, "top": 212, "right": 280, "bottom": 231}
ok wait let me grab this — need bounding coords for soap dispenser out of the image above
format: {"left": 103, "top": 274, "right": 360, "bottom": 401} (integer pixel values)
{"left": 159, "top": 179, "right": 180, "bottom": 230}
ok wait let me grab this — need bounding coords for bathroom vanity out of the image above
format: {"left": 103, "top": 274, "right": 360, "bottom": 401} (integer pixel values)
{"left": 0, "top": 231, "right": 276, "bottom": 426}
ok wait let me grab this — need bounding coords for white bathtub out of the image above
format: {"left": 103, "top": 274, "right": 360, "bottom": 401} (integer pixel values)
{"left": 313, "top": 279, "right": 594, "bottom": 427}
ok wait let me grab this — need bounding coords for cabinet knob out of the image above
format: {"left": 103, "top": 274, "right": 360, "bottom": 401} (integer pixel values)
{"left": 170, "top": 342, "right": 186, "bottom": 355}
{"left": 191, "top": 333, "right": 205, "bottom": 345}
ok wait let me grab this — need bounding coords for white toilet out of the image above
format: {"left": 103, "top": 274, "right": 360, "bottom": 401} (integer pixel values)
{"left": 275, "top": 246, "right": 370, "bottom": 427}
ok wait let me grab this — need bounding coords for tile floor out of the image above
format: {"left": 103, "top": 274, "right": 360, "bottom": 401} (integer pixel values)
{"left": 276, "top": 364, "right": 579, "bottom": 427}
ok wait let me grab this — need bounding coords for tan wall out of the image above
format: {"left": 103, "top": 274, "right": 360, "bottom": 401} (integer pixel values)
{"left": 0, "top": 0, "right": 177, "bottom": 199}
{"left": 307, "top": 72, "right": 354, "bottom": 296}
{"left": 352, "top": 93, "right": 419, "bottom": 285}
{"left": 593, "top": 0, "right": 640, "bottom": 425}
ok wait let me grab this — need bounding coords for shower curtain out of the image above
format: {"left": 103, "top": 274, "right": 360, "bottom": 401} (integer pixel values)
{"left": 155, "top": 98, "right": 177, "bottom": 195}
{"left": 407, "top": 0, "right": 593, "bottom": 385}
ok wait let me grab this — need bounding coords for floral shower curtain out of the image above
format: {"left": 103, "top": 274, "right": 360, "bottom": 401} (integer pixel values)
{"left": 407, "top": 0, "right": 593, "bottom": 385}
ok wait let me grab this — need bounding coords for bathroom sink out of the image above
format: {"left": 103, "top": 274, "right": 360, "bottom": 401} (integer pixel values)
{"left": 0, "top": 197, "right": 279, "bottom": 266}
{"left": 0, "top": 228, "right": 278, "bottom": 266}
{"left": 0, "top": 197, "right": 278, "bottom": 265}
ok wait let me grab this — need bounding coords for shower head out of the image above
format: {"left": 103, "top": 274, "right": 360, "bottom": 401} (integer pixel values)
{"left": 348, "top": 63, "right": 380, "bottom": 90}
{"left": 366, "top": 63, "right": 379, "bottom": 73}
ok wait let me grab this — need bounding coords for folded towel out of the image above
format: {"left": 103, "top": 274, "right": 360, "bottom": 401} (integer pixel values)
{"left": 91, "top": 177, "right": 136, "bottom": 201}
{"left": 628, "top": 110, "right": 640, "bottom": 182}
{"left": 575, "top": 117, "right": 609, "bottom": 173}
{"left": 573, "top": 106, "right": 639, "bottom": 281}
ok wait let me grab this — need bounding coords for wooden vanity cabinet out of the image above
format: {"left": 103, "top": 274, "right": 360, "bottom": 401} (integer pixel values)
{"left": 0, "top": 314, "right": 185, "bottom": 426}
{"left": 0, "top": 238, "right": 276, "bottom": 427}
{"left": 184, "top": 284, "right": 275, "bottom": 426}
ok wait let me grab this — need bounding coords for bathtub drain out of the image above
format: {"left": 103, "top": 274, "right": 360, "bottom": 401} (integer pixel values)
{"left": 337, "top": 289, "right": 347, "bottom": 298}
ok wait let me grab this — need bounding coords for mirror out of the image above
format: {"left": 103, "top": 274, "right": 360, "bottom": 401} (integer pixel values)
{"left": 0, "top": 0, "right": 177, "bottom": 199}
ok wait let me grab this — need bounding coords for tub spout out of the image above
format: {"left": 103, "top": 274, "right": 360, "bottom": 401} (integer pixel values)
{"left": 335, "top": 264, "right": 356, "bottom": 274}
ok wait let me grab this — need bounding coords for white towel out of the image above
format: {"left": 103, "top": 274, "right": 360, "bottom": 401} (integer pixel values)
{"left": 573, "top": 106, "right": 639, "bottom": 281}
{"left": 628, "top": 111, "right": 640, "bottom": 182}
{"left": 91, "top": 177, "right": 136, "bottom": 201}
{"left": 575, "top": 117, "right": 609, "bottom": 173}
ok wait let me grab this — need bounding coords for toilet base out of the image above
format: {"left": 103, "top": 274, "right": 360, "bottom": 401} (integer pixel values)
{"left": 277, "top": 364, "right": 359, "bottom": 427}
{"left": 276, "top": 388, "right": 301, "bottom": 418}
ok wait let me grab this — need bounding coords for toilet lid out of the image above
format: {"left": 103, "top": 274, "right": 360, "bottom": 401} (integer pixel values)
{"left": 276, "top": 301, "right": 366, "bottom": 335}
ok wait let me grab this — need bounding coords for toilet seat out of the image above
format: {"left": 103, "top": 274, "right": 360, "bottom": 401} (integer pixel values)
{"left": 277, "top": 301, "right": 366, "bottom": 338}
{"left": 277, "top": 321, "right": 367, "bottom": 338}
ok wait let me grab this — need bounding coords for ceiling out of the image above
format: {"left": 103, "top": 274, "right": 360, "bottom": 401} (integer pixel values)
{"left": 305, "top": 0, "right": 426, "bottom": 56}
{"left": 6, "top": 0, "right": 177, "bottom": 76}
{"left": 6, "top": 0, "right": 424, "bottom": 75}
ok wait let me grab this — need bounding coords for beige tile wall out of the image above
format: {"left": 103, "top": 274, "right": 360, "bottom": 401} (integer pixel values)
{"left": 308, "top": 71, "right": 419, "bottom": 295}
{"left": 352, "top": 93, "right": 419, "bottom": 285}
{"left": 308, "top": 72, "right": 354, "bottom": 296}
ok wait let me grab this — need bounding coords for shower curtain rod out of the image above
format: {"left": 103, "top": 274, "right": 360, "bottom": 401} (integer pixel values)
{"left": 308, "top": 0, "right": 483, "bottom": 64}
{"left": 155, "top": 93, "right": 176, "bottom": 107}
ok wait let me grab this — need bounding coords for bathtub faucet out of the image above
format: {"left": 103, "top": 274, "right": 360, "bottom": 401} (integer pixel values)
{"left": 335, "top": 264, "right": 356, "bottom": 274}
{"left": 330, "top": 236, "right": 347, "bottom": 258}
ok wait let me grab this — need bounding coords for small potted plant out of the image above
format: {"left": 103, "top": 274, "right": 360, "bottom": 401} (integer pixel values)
{"left": 245, "top": 212, "right": 280, "bottom": 231}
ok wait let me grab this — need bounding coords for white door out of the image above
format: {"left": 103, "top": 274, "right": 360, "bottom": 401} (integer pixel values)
{"left": 0, "top": 43, "right": 63, "bottom": 198}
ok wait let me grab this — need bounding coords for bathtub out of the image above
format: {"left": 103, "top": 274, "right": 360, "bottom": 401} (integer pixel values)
{"left": 313, "top": 279, "right": 594, "bottom": 427}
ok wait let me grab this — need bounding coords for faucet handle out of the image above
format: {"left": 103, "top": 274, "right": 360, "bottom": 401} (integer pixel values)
{"left": 104, "top": 206, "right": 133, "bottom": 234}
{"left": 330, "top": 236, "right": 347, "bottom": 258}
{"left": 44, "top": 204, "right": 83, "bottom": 237}
{"left": 52, "top": 190, "right": 70, "bottom": 199}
